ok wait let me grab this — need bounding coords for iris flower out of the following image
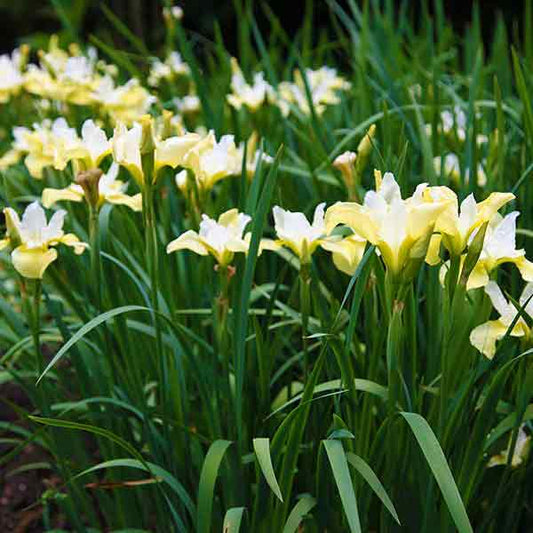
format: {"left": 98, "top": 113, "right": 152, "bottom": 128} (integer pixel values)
{"left": 424, "top": 187, "right": 514, "bottom": 263}
{"left": 226, "top": 58, "right": 275, "bottom": 112}
{"left": 326, "top": 172, "right": 449, "bottom": 279}
{"left": 267, "top": 203, "right": 366, "bottom": 275}
{"left": 112, "top": 117, "right": 201, "bottom": 186}
{"left": 0, "top": 202, "right": 85, "bottom": 279}
{"left": 166, "top": 208, "right": 252, "bottom": 266}
{"left": 42, "top": 163, "right": 142, "bottom": 212}
{"left": 470, "top": 281, "right": 532, "bottom": 359}
{"left": 467, "top": 211, "right": 533, "bottom": 290}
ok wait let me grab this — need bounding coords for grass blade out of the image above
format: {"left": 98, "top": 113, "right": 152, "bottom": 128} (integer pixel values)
{"left": 223, "top": 507, "right": 246, "bottom": 532}
{"left": 253, "top": 437, "right": 283, "bottom": 502}
{"left": 346, "top": 452, "right": 400, "bottom": 525}
{"left": 323, "top": 439, "right": 361, "bottom": 533}
{"left": 400, "top": 412, "right": 473, "bottom": 533}
{"left": 282, "top": 494, "right": 316, "bottom": 533}
{"left": 197, "top": 439, "right": 233, "bottom": 533}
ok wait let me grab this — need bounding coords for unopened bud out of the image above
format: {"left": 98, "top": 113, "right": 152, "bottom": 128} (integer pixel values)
{"left": 355, "top": 125, "right": 376, "bottom": 180}
{"left": 68, "top": 43, "right": 81, "bottom": 57}
{"left": 159, "top": 110, "right": 174, "bottom": 140}
{"left": 18, "top": 44, "right": 30, "bottom": 70}
{"left": 374, "top": 169, "right": 382, "bottom": 191}
{"left": 333, "top": 151, "right": 357, "bottom": 199}
{"left": 76, "top": 168, "right": 103, "bottom": 209}
{"left": 357, "top": 124, "right": 376, "bottom": 157}
{"left": 139, "top": 115, "right": 156, "bottom": 155}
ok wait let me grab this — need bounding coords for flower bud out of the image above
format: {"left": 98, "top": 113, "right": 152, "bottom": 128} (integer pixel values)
{"left": 159, "top": 110, "right": 174, "bottom": 141}
{"left": 18, "top": 44, "right": 30, "bottom": 70}
{"left": 374, "top": 169, "right": 382, "bottom": 191}
{"left": 355, "top": 124, "right": 376, "bottom": 179}
{"left": 139, "top": 115, "right": 156, "bottom": 155}
{"left": 333, "top": 151, "right": 357, "bottom": 199}
{"left": 76, "top": 168, "right": 103, "bottom": 209}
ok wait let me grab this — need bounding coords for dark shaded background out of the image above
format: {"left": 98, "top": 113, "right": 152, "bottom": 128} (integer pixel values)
{"left": 0, "top": 1, "right": 527, "bottom": 55}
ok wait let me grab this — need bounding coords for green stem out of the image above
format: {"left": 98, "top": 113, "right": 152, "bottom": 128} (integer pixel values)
{"left": 89, "top": 206, "right": 102, "bottom": 309}
{"left": 31, "top": 280, "right": 43, "bottom": 375}
{"left": 215, "top": 264, "right": 234, "bottom": 436}
{"left": 299, "top": 263, "right": 311, "bottom": 380}
{"left": 142, "top": 182, "right": 164, "bottom": 387}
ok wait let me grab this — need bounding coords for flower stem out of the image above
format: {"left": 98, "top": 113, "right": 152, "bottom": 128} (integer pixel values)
{"left": 31, "top": 279, "right": 43, "bottom": 375}
{"left": 215, "top": 264, "right": 234, "bottom": 435}
{"left": 142, "top": 182, "right": 164, "bottom": 371}
{"left": 299, "top": 263, "right": 311, "bottom": 380}
{"left": 88, "top": 205, "right": 102, "bottom": 309}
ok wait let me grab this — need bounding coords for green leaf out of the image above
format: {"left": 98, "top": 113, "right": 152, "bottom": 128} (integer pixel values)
{"left": 268, "top": 378, "right": 387, "bottom": 419}
{"left": 29, "top": 416, "right": 143, "bottom": 463}
{"left": 346, "top": 452, "right": 400, "bottom": 524}
{"left": 197, "top": 440, "right": 233, "bottom": 533}
{"left": 400, "top": 412, "right": 473, "bottom": 533}
{"left": 222, "top": 507, "right": 246, "bottom": 533}
{"left": 100, "top": 4, "right": 150, "bottom": 56}
{"left": 253, "top": 438, "right": 283, "bottom": 501}
{"left": 512, "top": 47, "right": 533, "bottom": 153}
{"left": 234, "top": 146, "right": 283, "bottom": 439}
{"left": 323, "top": 439, "right": 361, "bottom": 533}
{"left": 73, "top": 458, "right": 194, "bottom": 530}
{"left": 36, "top": 305, "right": 150, "bottom": 384}
{"left": 282, "top": 494, "right": 316, "bottom": 533}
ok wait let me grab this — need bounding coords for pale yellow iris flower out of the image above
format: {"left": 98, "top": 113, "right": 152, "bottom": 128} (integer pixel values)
{"left": 42, "top": 163, "right": 142, "bottom": 212}
{"left": 0, "top": 202, "right": 85, "bottom": 279}
{"left": 227, "top": 58, "right": 276, "bottom": 112}
{"left": 180, "top": 131, "right": 242, "bottom": 191}
{"left": 470, "top": 281, "right": 532, "bottom": 359}
{"left": 325, "top": 172, "right": 450, "bottom": 278}
{"left": 467, "top": 211, "right": 533, "bottom": 290}
{"left": 263, "top": 203, "right": 366, "bottom": 275}
{"left": 433, "top": 153, "right": 487, "bottom": 187}
{"left": 111, "top": 117, "right": 202, "bottom": 186}
{"left": 0, "top": 47, "right": 26, "bottom": 103}
{"left": 24, "top": 41, "right": 99, "bottom": 105}
{"left": 3, "top": 118, "right": 114, "bottom": 179}
{"left": 12, "top": 118, "right": 84, "bottom": 179}
{"left": 22, "top": 37, "right": 155, "bottom": 122}
{"left": 95, "top": 77, "right": 156, "bottom": 124}
{"left": 426, "top": 106, "right": 488, "bottom": 146}
{"left": 277, "top": 67, "right": 350, "bottom": 116}
{"left": 147, "top": 52, "right": 190, "bottom": 88}
{"left": 423, "top": 187, "right": 514, "bottom": 264}
{"left": 166, "top": 208, "right": 252, "bottom": 266}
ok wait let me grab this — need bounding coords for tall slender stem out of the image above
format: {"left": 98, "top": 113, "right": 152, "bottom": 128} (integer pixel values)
{"left": 142, "top": 182, "right": 164, "bottom": 379}
{"left": 31, "top": 280, "right": 43, "bottom": 375}
{"left": 89, "top": 205, "right": 102, "bottom": 309}
{"left": 299, "top": 263, "right": 311, "bottom": 380}
{"left": 215, "top": 264, "right": 234, "bottom": 436}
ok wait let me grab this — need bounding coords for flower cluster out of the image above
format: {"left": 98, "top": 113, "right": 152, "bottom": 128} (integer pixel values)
{"left": 227, "top": 61, "right": 350, "bottom": 116}
{"left": 0, "top": 36, "right": 531, "bottom": 368}
{"left": 2, "top": 37, "right": 154, "bottom": 124}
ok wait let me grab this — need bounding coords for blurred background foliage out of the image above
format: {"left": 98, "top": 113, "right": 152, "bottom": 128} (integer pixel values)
{"left": 0, "top": 0, "right": 527, "bottom": 58}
